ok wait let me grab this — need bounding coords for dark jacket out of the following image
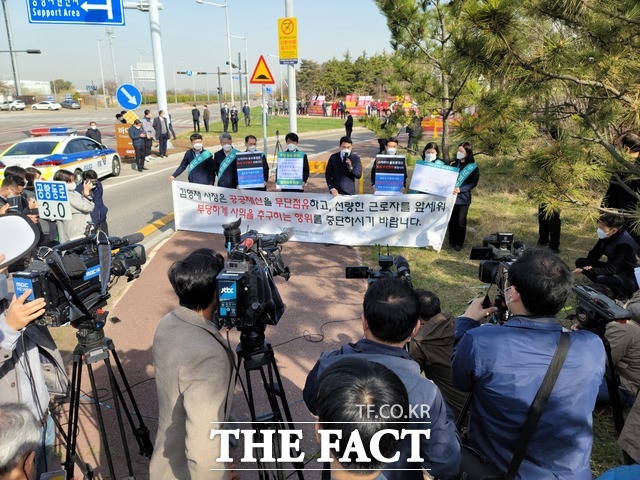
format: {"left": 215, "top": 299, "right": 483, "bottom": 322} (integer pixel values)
{"left": 152, "top": 116, "right": 169, "bottom": 140}
{"left": 370, "top": 154, "right": 408, "bottom": 188}
{"left": 172, "top": 149, "right": 216, "bottom": 185}
{"left": 451, "top": 160, "right": 479, "bottom": 205}
{"left": 85, "top": 128, "right": 102, "bottom": 144}
{"left": 128, "top": 125, "right": 145, "bottom": 147}
{"left": 585, "top": 229, "right": 638, "bottom": 277}
{"left": 213, "top": 148, "right": 238, "bottom": 188}
{"left": 325, "top": 151, "right": 362, "bottom": 195}
{"left": 221, "top": 107, "right": 229, "bottom": 121}
{"left": 603, "top": 160, "right": 640, "bottom": 212}
{"left": 303, "top": 338, "right": 461, "bottom": 480}
{"left": 191, "top": 108, "right": 200, "bottom": 120}
{"left": 344, "top": 115, "right": 353, "bottom": 129}
{"left": 76, "top": 181, "right": 108, "bottom": 224}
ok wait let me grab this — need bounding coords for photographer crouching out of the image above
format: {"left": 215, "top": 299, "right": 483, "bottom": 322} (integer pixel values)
{"left": 0, "top": 253, "right": 69, "bottom": 479}
{"left": 150, "top": 248, "right": 237, "bottom": 480}
{"left": 452, "top": 248, "right": 606, "bottom": 479}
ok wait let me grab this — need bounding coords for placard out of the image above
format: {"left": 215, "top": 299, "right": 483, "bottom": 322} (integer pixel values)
{"left": 34, "top": 180, "right": 71, "bottom": 221}
{"left": 374, "top": 155, "right": 406, "bottom": 196}
{"left": 276, "top": 151, "right": 305, "bottom": 189}
{"left": 410, "top": 161, "right": 459, "bottom": 197}
{"left": 236, "top": 152, "right": 266, "bottom": 189}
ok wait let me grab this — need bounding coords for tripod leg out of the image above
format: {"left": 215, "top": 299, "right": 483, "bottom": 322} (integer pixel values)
{"left": 103, "top": 358, "right": 135, "bottom": 476}
{"left": 109, "top": 342, "right": 153, "bottom": 456}
{"left": 86, "top": 363, "right": 117, "bottom": 480}
{"left": 52, "top": 411, "right": 93, "bottom": 480}
{"left": 64, "top": 353, "right": 83, "bottom": 480}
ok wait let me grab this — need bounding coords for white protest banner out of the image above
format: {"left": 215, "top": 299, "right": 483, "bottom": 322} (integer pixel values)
{"left": 410, "top": 161, "right": 459, "bottom": 197}
{"left": 236, "top": 152, "right": 266, "bottom": 189}
{"left": 276, "top": 151, "right": 305, "bottom": 189}
{"left": 172, "top": 182, "right": 456, "bottom": 250}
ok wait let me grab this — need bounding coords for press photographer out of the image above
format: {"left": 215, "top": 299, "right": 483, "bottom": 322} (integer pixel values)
{"left": 452, "top": 248, "right": 606, "bottom": 479}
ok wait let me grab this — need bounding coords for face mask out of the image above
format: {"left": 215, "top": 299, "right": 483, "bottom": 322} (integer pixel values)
{"left": 91, "top": 126, "right": 97, "bottom": 130}
{"left": 247, "top": 145, "right": 257, "bottom": 152}
{"left": 424, "top": 153, "right": 437, "bottom": 162}
{"left": 193, "top": 143, "right": 203, "bottom": 151}
{"left": 597, "top": 228, "right": 608, "bottom": 240}
{"left": 287, "top": 143, "right": 297, "bottom": 152}
{"left": 386, "top": 147, "right": 397, "bottom": 155}
{"left": 341, "top": 148, "right": 351, "bottom": 157}
{"left": 456, "top": 151, "right": 466, "bottom": 160}
{"left": 222, "top": 144, "right": 233, "bottom": 152}
{"left": 67, "top": 182, "right": 76, "bottom": 190}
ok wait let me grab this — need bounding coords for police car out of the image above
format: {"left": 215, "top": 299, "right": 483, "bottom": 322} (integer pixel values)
{"left": 0, "top": 127, "right": 121, "bottom": 183}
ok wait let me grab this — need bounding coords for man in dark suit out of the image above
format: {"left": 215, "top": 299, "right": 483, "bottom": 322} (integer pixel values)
{"left": 191, "top": 104, "right": 200, "bottom": 132}
{"left": 128, "top": 120, "right": 147, "bottom": 171}
{"left": 152, "top": 110, "right": 170, "bottom": 157}
{"left": 325, "top": 136, "right": 362, "bottom": 196}
{"left": 220, "top": 104, "right": 230, "bottom": 133}
{"left": 344, "top": 111, "right": 354, "bottom": 138}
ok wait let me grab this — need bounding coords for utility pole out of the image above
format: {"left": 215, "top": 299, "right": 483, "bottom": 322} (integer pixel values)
{"left": 284, "top": 0, "right": 297, "bottom": 133}
{"left": 1, "top": 0, "right": 21, "bottom": 96}
{"left": 237, "top": 52, "right": 243, "bottom": 108}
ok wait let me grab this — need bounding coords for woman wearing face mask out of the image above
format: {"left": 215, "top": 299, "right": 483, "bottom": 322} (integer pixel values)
{"left": 421, "top": 142, "right": 444, "bottom": 164}
{"left": 448, "top": 142, "right": 479, "bottom": 251}
{"left": 169, "top": 133, "right": 215, "bottom": 185}
{"left": 574, "top": 213, "right": 639, "bottom": 299}
{"left": 52, "top": 169, "right": 94, "bottom": 243}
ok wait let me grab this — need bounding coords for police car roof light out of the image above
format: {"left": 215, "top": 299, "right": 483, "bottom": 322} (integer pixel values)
{"left": 30, "top": 127, "right": 78, "bottom": 137}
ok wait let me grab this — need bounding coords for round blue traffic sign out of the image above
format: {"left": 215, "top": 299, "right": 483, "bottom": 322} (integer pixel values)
{"left": 116, "top": 83, "right": 142, "bottom": 110}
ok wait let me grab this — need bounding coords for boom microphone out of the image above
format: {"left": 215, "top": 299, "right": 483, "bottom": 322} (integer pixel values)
{"left": 394, "top": 255, "right": 412, "bottom": 286}
{"left": 109, "top": 233, "right": 145, "bottom": 249}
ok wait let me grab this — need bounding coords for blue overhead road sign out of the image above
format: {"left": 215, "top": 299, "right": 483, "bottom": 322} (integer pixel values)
{"left": 116, "top": 84, "right": 142, "bottom": 110}
{"left": 28, "top": 0, "right": 125, "bottom": 26}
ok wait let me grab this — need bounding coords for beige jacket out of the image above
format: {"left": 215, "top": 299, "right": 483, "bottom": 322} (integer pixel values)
{"left": 149, "top": 306, "right": 236, "bottom": 480}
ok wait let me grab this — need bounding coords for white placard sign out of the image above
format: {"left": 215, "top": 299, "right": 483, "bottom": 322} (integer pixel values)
{"left": 172, "top": 182, "right": 456, "bottom": 250}
{"left": 34, "top": 180, "right": 72, "bottom": 221}
{"left": 410, "top": 161, "right": 460, "bottom": 197}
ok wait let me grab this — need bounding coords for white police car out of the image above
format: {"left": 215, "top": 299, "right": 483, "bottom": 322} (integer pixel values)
{"left": 0, "top": 127, "right": 121, "bottom": 183}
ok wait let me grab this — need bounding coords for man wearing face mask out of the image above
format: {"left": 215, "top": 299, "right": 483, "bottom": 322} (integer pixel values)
{"left": 243, "top": 135, "right": 269, "bottom": 191}
{"left": 169, "top": 133, "right": 215, "bottom": 185}
{"left": 212, "top": 132, "right": 239, "bottom": 189}
{"left": 452, "top": 248, "right": 605, "bottom": 479}
{"left": 85, "top": 121, "right": 102, "bottom": 144}
{"left": 574, "top": 213, "right": 639, "bottom": 299}
{"left": 370, "top": 137, "right": 407, "bottom": 193}
{"left": 277, "top": 133, "right": 309, "bottom": 193}
{"left": 325, "top": 136, "right": 362, "bottom": 196}
{"left": 220, "top": 104, "right": 230, "bottom": 133}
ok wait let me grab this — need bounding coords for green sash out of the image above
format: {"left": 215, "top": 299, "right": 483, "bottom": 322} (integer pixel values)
{"left": 188, "top": 149, "right": 212, "bottom": 173}
{"left": 455, "top": 163, "right": 478, "bottom": 188}
{"left": 218, "top": 148, "right": 238, "bottom": 178}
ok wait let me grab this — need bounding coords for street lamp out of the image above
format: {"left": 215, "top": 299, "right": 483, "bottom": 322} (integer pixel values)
{"left": 105, "top": 28, "right": 118, "bottom": 90}
{"left": 96, "top": 38, "right": 108, "bottom": 105}
{"left": 0, "top": 49, "right": 41, "bottom": 97}
{"left": 229, "top": 34, "right": 248, "bottom": 104}
{"left": 172, "top": 61, "right": 185, "bottom": 104}
{"left": 195, "top": 0, "right": 234, "bottom": 104}
{"left": 267, "top": 54, "right": 284, "bottom": 103}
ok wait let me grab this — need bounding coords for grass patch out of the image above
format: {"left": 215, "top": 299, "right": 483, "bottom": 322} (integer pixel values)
{"left": 359, "top": 153, "right": 624, "bottom": 476}
{"left": 173, "top": 111, "right": 344, "bottom": 150}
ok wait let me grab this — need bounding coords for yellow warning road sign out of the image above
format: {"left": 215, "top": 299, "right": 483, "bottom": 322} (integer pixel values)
{"left": 250, "top": 55, "right": 276, "bottom": 85}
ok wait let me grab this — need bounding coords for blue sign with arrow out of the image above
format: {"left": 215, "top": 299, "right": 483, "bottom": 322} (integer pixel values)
{"left": 27, "top": 0, "right": 125, "bottom": 26}
{"left": 116, "top": 84, "right": 142, "bottom": 110}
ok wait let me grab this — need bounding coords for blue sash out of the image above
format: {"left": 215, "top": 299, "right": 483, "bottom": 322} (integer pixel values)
{"left": 455, "top": 163, "right": 478, "bottom": 188}
{"left": 188, "top": 149, "right": 212, "bottom": 173}
{"left": 218, "top": 148, "right": 238, "bottom": 178}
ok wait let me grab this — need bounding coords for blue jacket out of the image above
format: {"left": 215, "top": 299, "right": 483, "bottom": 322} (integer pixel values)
{"left": 172, "top": 149, "right": 216, "bottom": 185}
{"left": 128, "top": 125, "right": 145, "bottom": 147}
{"left": 452, "top": 316, "right": 605, "bottom": 479}
{"left": 76, "top": 181, "right": 107, "bottom": 224}
{"left": 303, "top": 338, "right": 461, "bottom": 480}
{"left": 450, "top": 160, "right": 479, "bottom": 205}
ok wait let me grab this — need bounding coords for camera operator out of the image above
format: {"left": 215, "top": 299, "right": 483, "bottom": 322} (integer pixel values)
{"left": 574, "top": 213, "right": 639, "bottom": 300}
{"left": 0, "top": 403, "right": 41, "bottom": 480}
{"left": 452, "top": 248, "right": 606, "bottom": 479}
{"left": 303, "top": 277, "right": 461, "bottom": 480}
{"left": 0, "top": 254, "right": 68, "bottom": 479}
{"left": 150, "top": 248, "right": 237, "bottom": 480}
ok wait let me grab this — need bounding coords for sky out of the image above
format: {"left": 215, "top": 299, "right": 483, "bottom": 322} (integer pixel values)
{"left": 0, "top": 0, "right": 393, "bottom": 96}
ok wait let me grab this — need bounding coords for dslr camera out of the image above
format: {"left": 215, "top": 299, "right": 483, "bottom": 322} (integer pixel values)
{"left": 345, "top": 247, "right": 412, "bottom": 286}
{"left": 12, "top": 231, "right": 146, "bottom": 331}
{"left": 216, "top": 219, "right": 292, "bottom": 350}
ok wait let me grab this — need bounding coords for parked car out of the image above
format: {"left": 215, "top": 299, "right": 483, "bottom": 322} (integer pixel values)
{"left": 31, "top": 101, "right": 62, "bottom": 110}
{"left": 0, "top": 100, "right": 26, "bottom": 111}
{"left": 0, "top": 132, "right": 121, "bottom": 183}
{"left": 60, "top": 99, "right": 81, "bottom": 109}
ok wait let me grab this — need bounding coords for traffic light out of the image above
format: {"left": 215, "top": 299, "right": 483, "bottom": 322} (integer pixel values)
{"left": 176, "top": 71, "right": 187, "bottom": 74}
{"left": 217, "top": 87, "right": 222, "bottom": 94}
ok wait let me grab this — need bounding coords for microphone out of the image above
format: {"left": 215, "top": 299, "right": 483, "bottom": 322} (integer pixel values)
{"left": 109, "top": 232, "right": 145, "bottom": 248}
{"left": 273, "top": 228, "right": 294, "bottom": 245}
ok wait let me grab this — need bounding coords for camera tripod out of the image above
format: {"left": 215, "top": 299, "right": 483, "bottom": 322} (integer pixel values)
{"left": 236, "top": 329, "right": 305, "bottom": 480}
{"left": 271, "top": 129, "right": 283, "bottom": 172}
{"left": 62, "top": 326, "right": 153, "bottom": 480}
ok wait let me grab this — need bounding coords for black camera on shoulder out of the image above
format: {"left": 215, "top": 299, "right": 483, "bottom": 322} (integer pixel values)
{"left": 12, "top": 231, "right": 146, "bottom": 337}
{"left": 573, "top": 285, "right": 630, "bottom": 334}
{"left": 345, "top": 246, "right": 412, "bottom": 287}
{"left": 216, "top": 219, "right": 292, "bottom": 351}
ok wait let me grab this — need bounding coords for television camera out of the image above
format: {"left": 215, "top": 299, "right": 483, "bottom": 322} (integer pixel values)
{"left": 12, "top": 231, "right": 146, "bottom": 337}
{"left": 216, "top": 218, "right": 293, "bottom": 351}
{"left": 573, "top": 284, "right": 631, "bottom": 333}
{"left": 345, "top": 246, "right": 412, "bottom": 286}
{"left": 469, "top": 232, "right": 527, "bottom": 323}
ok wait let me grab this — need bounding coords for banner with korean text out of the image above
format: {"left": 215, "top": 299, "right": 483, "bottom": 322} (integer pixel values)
{"left": 172, "top": 182, "right": 456, "bottom": 250}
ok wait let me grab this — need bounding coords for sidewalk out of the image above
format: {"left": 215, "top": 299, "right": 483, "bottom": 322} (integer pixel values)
{"left": 58, "top": 131, "right": 386, "bottom": 479}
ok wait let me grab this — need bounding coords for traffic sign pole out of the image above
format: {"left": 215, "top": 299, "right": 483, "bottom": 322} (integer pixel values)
{"left": 262, "top": 84, "right": 267, "bottom": 155}
{"left": 284, "top": 1, "right": 297, "bottom": 133}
